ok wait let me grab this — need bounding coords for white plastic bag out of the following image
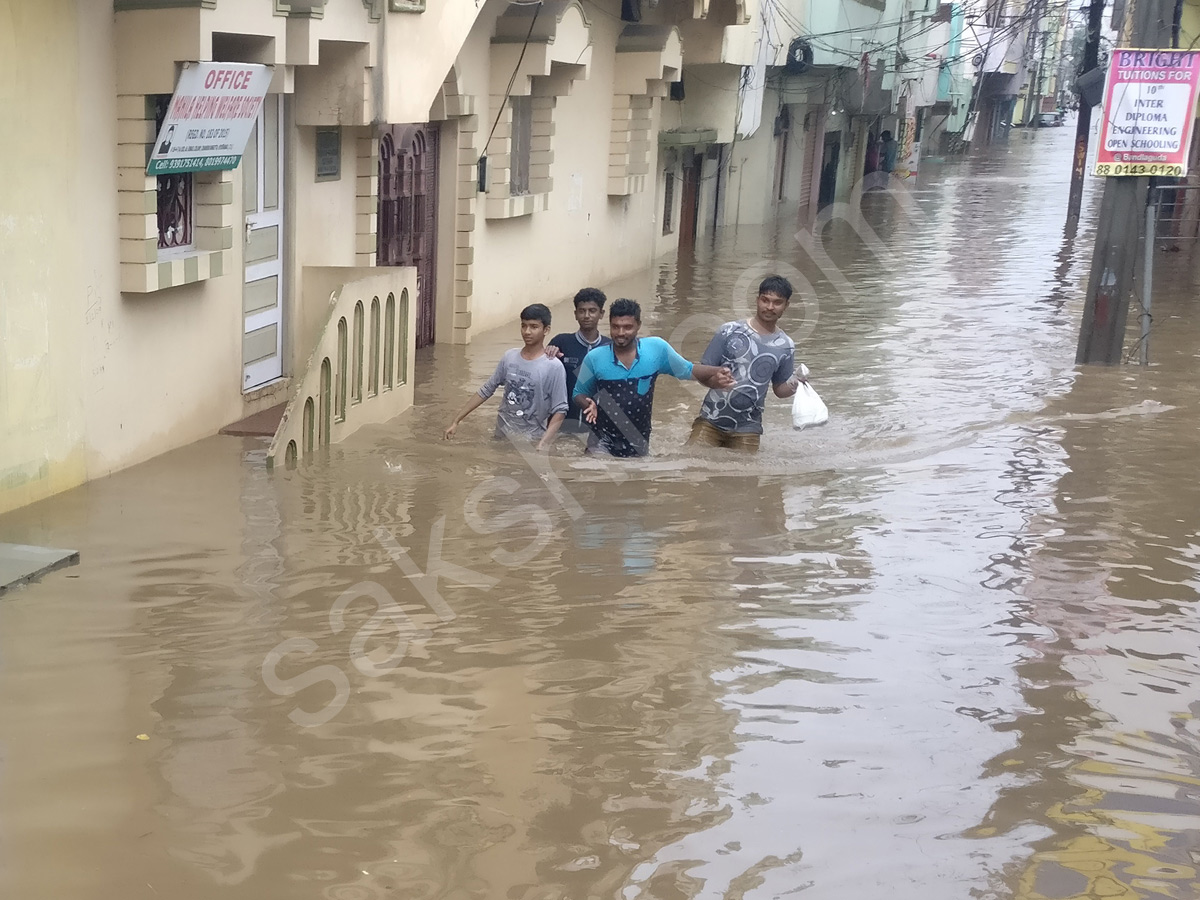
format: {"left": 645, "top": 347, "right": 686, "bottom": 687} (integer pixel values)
{"left": 791, "top": 364, "right": 828, "bottom": 429}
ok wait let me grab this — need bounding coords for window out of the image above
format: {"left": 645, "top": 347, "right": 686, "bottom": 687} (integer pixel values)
{"left": 383, "top": 294, "right": 396, "bottom": 390}
{"left": 369, "top": 297, "right": 381, "bottom": 397}
{"left": 153, "top": 95, "right": 193, "bottom": 254}
{"left": 510, "top": 95, "right": 532, "bottom": 197}
{"left": 352, "top": 301, "right": 364, "bottom": 403}
{"left": 315, "top": 128, "right": 342, "bottom": 181}
{"left": 662, "top": 172, "right": 674, "bottom": 235}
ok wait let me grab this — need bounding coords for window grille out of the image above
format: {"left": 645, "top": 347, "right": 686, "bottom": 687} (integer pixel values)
{"left": 153, "top": 95, "right": 193, "bottom": 252}
{"left": 662, "top": 172, "right": 675, "bottom": 235}
{"left": 510, "top": 96, "right": 533, "bottom": 196}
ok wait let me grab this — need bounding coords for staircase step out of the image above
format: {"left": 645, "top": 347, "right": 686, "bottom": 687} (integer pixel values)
{"left": 220, "top": 403, "right": 287, "bottom": 437}
{"left": 0, "top": 543, "right": 80, "bottom": 595}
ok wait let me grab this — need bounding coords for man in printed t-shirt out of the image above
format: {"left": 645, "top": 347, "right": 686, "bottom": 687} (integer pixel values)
{"left": 687, "top": 274, "right": 801, "bottom": 452}
{"left": 547, "top": 287, "right": 611, "bottom": 435}
{"left": 573, "top": 299, "right": 735, "bottom": 457}
{"left": 443, "top": 304, "right": 568, "bottom": 451}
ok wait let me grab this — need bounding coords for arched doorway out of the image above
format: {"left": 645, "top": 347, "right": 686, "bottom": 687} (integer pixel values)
{"left": 378, "top": 124, "right": 439, "bottom": 348}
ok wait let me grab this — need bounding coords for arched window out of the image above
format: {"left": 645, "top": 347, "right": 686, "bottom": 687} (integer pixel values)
{"left": 383, "top": 294, "right": 396, "bottom": 389}
{"left": 336, "top": 317, "right": 348, "bottom": 420}
{"left": 303, "top": 397, "right": 315, "bottom": 454}
{"left": 352, "top": 301, "right": 365, "bottom": 403}
{"left": 398, "top": 288, "right": 410, "bottom": 385}
{"left": 369, "top": 297, "right": 381, "bottom": 397}
{"left": 319, "top": 358, "right": 332, "bottom": 445}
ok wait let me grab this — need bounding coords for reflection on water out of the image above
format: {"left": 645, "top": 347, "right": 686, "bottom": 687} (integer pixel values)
{"left": 2, "top": 125, "right": 1199, "bottom": 899}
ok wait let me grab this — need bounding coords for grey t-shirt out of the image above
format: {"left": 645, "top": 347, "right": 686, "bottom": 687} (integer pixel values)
{"left": 478, "top": 349, "right": 569, "bottom": 439}
{"left": 699, "top": 321, "right": 795, "bottom": 434}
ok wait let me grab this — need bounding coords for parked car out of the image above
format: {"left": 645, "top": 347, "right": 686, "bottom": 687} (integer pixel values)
{"left": 1037, "top": 111, "right": 1066, "bottom": 127}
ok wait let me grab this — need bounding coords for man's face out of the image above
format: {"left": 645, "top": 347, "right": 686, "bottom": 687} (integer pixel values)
{"left": 521, "top": 319, "right": 549, "bottom": 346}
{"left": 609, "top": 315, "right": 640, "bottom": 349}
{"left": 574, "top": 302, "right": 603, "bottom": 332}
{"left": 756, "top": 291, "right": 790, "bottom": 326}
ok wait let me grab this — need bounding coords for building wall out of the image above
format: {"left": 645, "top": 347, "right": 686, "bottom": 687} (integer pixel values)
{"left": 0, "top": 0, "right": 418, "bottom": 516}
{"left": 452, "top": 2, "right": 671, "bottom": 339}
{"left": 1, "top": 0, "right": 779, "bottom": 515}
{"left": 1, "top": 0, "right": 112, "bottom": 514}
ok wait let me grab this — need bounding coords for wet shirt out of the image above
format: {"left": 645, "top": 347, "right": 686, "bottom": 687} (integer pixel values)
{"left": 549, "top": 331, "right": 611, "bottom": 432}
{"left": 699, "top": 321, "right": 795, "bottom": 435}
{"left": 478, "top": 349, "right": 569, "bottom": 440}
{"left": 573, "top": 337, "right": 694, "bottom": 457}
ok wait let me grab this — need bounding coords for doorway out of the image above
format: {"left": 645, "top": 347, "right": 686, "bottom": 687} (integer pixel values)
{"left": 242, "top": 95, "right": 285, "bottom": 391}
{"left": 379, "top": 124, "right": 439, "bottom": 348}
{"left": 818, "top": 131, "right": 841, "bottom": 209}
{"left": 678, "top": 152, "right": 702, "bottom": 250}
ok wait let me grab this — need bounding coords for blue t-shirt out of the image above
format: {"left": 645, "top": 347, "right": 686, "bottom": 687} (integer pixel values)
{"left": 573, "top": 336, "right": 694, "bottom": 457}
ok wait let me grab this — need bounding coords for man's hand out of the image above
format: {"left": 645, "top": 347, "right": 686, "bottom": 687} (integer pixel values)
{"left": 712, "top": 366, "right": 735, "bottom": 389}
{"left": 773, "top": 374, "right": 802, "bottom": 399}
{"left": 580, "top": 397, "right": 599, "bottom": 424}
{"left": 545, "top": 345, "right": 564, "bottom": 360}
{"left": 443, "top": 422, "right": 458, "bottom": 440}
{"left": 692, "top": 364, "right": 736, "bottom": 391}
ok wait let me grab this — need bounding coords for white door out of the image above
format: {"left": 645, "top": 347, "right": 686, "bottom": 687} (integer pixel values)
{"left": 242, "top": 95, "right": 284, "bottom": 391}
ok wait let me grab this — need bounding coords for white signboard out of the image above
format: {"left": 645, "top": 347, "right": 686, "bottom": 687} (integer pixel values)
{"left": 148, "top": 62, "right": 274, "bottom": 175}
{"left": 1094, "top": 49, "right": 1200, "bottom": 177}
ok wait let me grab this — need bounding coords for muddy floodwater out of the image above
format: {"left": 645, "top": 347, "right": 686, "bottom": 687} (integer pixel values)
{"left": 3, "top": 127, "right": 1200, "bottom": 900}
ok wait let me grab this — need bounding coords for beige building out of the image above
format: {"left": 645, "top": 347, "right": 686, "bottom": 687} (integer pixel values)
{"left": 0, "top": 0, "right": 766, "bottom": 515}
{"left": 5, "top": 0, "right": 979, "bottom": 515}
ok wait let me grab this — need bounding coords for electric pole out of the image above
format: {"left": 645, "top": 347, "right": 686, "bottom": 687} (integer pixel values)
{"left": 1066, "top": 0, "right": 1106, "bottom": 224}
{"left": 1075, "top": 0, "right": 1173, "bottom": 365}
{"left": 1024, "top": 1, "right": 1045, "bottom": 127}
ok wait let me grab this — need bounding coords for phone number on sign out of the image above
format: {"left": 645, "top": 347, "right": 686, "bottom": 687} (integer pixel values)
{"left": 1094, "top": 162, "right": 1184, "bottom": 177}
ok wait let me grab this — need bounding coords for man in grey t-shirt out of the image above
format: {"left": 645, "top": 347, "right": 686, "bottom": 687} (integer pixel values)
{"left": 688, "top": 275, "right": 801, "bottom": 452}
{"left": 443, "top": 304, "right": 568, "bottom": 451}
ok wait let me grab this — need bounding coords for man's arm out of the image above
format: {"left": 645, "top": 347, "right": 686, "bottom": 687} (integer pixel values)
{"left": 537, "top": 362, "right": 570, "bottom": 450}
{"left": 771, "top": 350, "right": 800, "bottom": 399}
{"left": 443, "top": 394, "right": 487, "bottom": 440}
{"left": 537, "top": 412, "right": 567, "bottom": 449}
{"left": 655, "top": 337, "right": 735, "bottom": 390}
{"left": 444, "top": 357, "right": 504, "bottom": 439}
{"left": 692, "top": 364, "right": 735, "bottom": 390}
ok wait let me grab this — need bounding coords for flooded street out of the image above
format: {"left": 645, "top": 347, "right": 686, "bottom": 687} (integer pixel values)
{"left": 3, "top": 126, "right": 1200, "bottom": 899}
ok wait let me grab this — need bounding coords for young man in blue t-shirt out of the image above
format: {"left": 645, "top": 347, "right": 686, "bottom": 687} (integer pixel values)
{"left": 547, "top": 287, "right": 611, "bottom": 435}
{"left": 573, "top": 299, "right": 735, "bottom": 457}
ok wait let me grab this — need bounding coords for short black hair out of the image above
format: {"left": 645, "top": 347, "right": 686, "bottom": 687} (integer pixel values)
{"left": 573, "top": 287, "right": 606, "bottom": 309}
{"left": 520, "top": 303, "right": 552, "bottom": 327}
{"left": 609, "top": 298, "right": 641, "bottom": 322}
{"left": 758, "top": 275, "right": 793, "bottom": 301}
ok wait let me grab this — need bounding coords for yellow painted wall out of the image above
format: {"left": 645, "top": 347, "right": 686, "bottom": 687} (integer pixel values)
{"left": 0, "top": 0, "right": 91, "bottom": 513}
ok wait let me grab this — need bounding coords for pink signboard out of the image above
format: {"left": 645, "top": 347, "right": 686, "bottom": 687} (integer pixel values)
{"left": 1094, "top": 49, "right": 1200, "bottom": 177}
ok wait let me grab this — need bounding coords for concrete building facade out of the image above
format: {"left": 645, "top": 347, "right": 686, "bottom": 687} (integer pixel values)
{"left": 2, "top": 0, "right": 990, "bottom": 516}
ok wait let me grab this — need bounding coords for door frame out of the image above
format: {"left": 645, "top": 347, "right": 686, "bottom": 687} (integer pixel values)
{"left": 377, "top": 123, "right": 439, "bottom": 348}
{"left": 242, "top": 95, "right": 285, "bottom": 392}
